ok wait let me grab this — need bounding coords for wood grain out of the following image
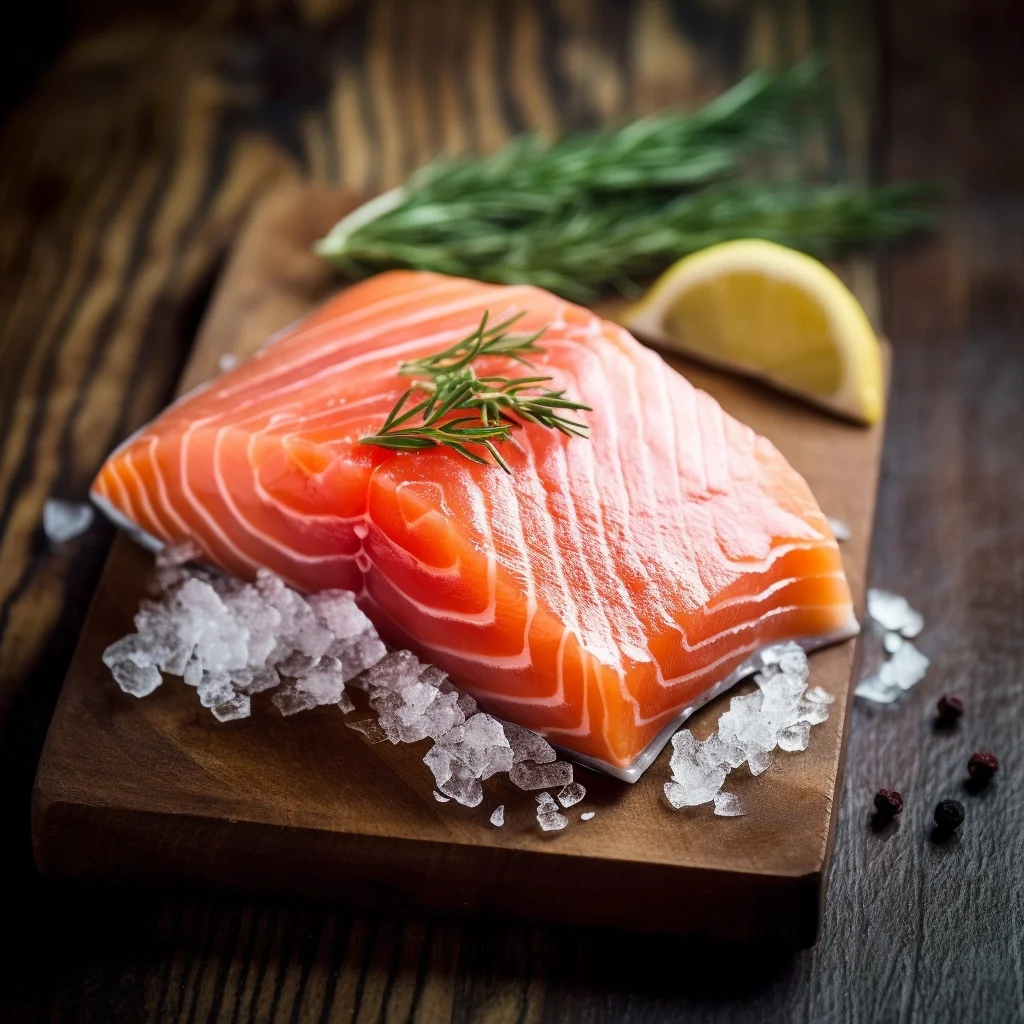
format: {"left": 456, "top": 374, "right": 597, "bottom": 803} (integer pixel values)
{"left": 3, "top": 0, "right": 1021, "bottom": 1021}
{"left": 33, "top": 179, "right": 885, "bottom": 946}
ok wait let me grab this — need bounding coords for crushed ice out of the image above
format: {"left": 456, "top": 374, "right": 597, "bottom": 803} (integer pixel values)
{"left": 355, "top": 651, "right": 575, "bottom": 820}
{"left": 866, "top": 588, "right": 923, "bottom": 637}
{"left": 102, "top": 558, "right": 386, "bottom": 723}
{"left": 664, "top": 643, "right": 833, "bottom": 809}
{"left": 509, "top": 759, "right": 573, "bottom": 791}
{"left": 713, "top": 791, "right": 744, "bottom": 817}
{"left": 43, "top": 499, "right": 94, "bottom": 544}
{"left": 103, "top": 556, "right": 591, "bottom": 826}
{"left": 855, "top": 588, "right": 929, "bottom": 704}
{"left": 536, "top": 791, "right": 569, "bottom": 831}
{"left": 489, "top": 805, "right": 505, "bottom": 827}
{"left": 557, "top": 782, "right": 586, "bottom": 808}
{"left": 580, "top": 811, "right": 596, "bottom": 821}
{"left": 345, "top": 717, "right": 388, "bottom": 743}
{"left": 826, "top": 516, "right": 851, "bottom": 542}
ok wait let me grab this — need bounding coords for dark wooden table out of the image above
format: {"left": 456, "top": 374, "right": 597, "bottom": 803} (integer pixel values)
{"left": 2, "top": 1, "right": 1022, "bottom": 1021}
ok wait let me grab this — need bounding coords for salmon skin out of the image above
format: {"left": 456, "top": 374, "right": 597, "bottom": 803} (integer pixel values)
{"left": 92, "top": 270, "right": 857, "bottom": 779}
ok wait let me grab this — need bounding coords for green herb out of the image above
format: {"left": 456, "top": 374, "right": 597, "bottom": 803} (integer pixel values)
{"left": 360, "top": 311, "right": 590, "bottom": 471}
{"left": 315, "top": 59, "right": 936, "bottom": 301}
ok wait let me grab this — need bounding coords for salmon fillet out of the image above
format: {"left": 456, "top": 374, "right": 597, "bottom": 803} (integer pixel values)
{"left": 92, "top": 270, "right": 857, "bottom": 775}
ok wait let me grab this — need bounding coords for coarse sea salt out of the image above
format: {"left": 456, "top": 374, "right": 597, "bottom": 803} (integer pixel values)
{"left": 345, "top": 717, "right": 387, "bottom": 743}
{"left": 557, "top": 781, "right": 586, "bottom": 808}
{"left": 856, "top": 589, "right": 929, "bottom": 704}
{"left": 867, "top": 588, "right": 924, "bottom": 638}
{"left": 826, "top": 516, "right": 851, "bottom": 543}
{"left": 351, "top": 656, "right": 579, "bottom": 822}
{"left": 43, "top": 499, "right": 94, "bottom": 544}
{"left": 509, "top": 759, "right": 574, "bottom": 792}
{"left": 713, "top": 791, "right": 744, "bottom": 817}
{"left": 102, "top": 561, "right": 385, "bottom": 723}
{"left": 664, "top": 643, "right": 831, "bottom": 810}
{"left": 103, "top": 560, "right": 582, "bottom": 825}
{"left": 536, "top": 791, "right": 568, "bottom": 831}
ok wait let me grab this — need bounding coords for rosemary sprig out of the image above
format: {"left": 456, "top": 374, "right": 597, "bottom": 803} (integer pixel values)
{"left": 360, "top": 312, "right": 590, "bottom": 470}
{"left": 399, "top": 309, "right": 544, "bottom": 376}
{"left": 315, "top": 59, "right": 936, "bottom": 301}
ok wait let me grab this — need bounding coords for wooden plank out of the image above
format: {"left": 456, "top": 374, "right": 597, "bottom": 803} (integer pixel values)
{"left": 33, "top": 181, "right": 886, "bottom": 946}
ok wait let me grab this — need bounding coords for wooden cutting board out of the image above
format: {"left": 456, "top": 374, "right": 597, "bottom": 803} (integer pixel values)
{"left": 32, "top": 183, "right": 885, "bottom": 947}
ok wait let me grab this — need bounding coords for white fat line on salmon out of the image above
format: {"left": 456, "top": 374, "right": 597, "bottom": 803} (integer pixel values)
{"left": 628, "top": 342, "right": 704, "bottom": 582}
{"left": 176, "top": 426, "right": 266, "bottom": 580}
{"left": 367, "top": 548, "right": 496, "bottom": 619}
{"left": 635, "top": 580, "right": 852, "bottom": 668}
{"left": 560, "top": 434, "right": 657, "bottom": 663}
{"left": 533, "top": 650, "right": 595, "bottom": 742}
{"left": 275, "top": 280, "right": 544, "bottom": 361}
{"left": 643, "top": 622, "right": 811, "bottom": 719}
{"left": 497, "top": 432, "right": 586, "bottom": 645}
{"left": 480, "top": 628, "right": 593, "bottom": 733}
{"left": 148, "top": 435, "right": 195, "bottom": 538}
{"left": 660, "top": 365, "right": 716, "bottom": 606}
{"left": 576, "top": 624, "right": 861, "bottom": 782}
{"left": 645, "top": 602, "right": 859, "bottom": 702}
{"left": 671, "top": 376, "right": 711, "bottom": 498}
{"left": 124, "top": 443, "right": 174, "bottom": 541}
{"left": 696, "top": 392, "right": 733, "bottom": 497}
{"left": 220, "top": 392, "right": 404, "bottom": 441}
{"left": 242, "top": 279, "right": 485, "bottom": 376}
{"left": 206, "top": 432, "right": 360, "bottom": 570}
{"left": 254, "top": 276, "right": 475, "bottom": 354}
{"left": 478, "top": 465, "right": 539, "bottom": 615}
{"left": 209, "top": 296, "right": 588, "bottom": 430}
{"left": 251, "top": 277, "right": 473, "bottom": 357}
{"left": 706, "top": 571, "right": 849, "bottom": 613}
{"left": 89, "top": 490, "right": 163, "bottom": 552}
{"left": 558, "top": 649, "right": 610, "bottom": 744}
{"left": 506, "top": 342, "right": 655, "bottom": 664}
{"left": 363, "top": 568, "right": 515, "bottom": 642}
{"left": 102, "top": 458, "right": 141, "bottom": 532}
{"left": 181, "top": 304, "right": 596, "bottom": 448}
{"left": 519, "top": 433, "right": 640, "bottom": 666}
{"left": 204, "top": 314, "right": 532, "bottom": 430}
{"left": 572, "top": 323, "right": 694, "bottom": 639}
{"left": 246, "top": 436, "right": 362, "bottom": 527}
{"left": 209, "top": 290, "right": 528, "bottom": 411}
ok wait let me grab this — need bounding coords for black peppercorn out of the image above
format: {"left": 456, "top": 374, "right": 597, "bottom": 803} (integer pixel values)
{"left": 933, "top": 799, "right": 965, "bottom": 831}
{"left": 936, "top": 694, "right": 964, "bottom": 724}
{"left": 967, "top": 751, "right": 999, "bottom": 782}
{"left": 873, "top": 789, "right": 904, "bottom": 818}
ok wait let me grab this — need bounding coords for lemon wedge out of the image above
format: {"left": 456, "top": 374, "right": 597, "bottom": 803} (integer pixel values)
{"left": 621, "top": 239, "right": 884, "bottom": 423}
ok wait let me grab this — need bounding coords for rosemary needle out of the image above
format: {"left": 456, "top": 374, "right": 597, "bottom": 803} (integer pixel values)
{"left": 360, "top": 312, "right": 590, "bottom": 470}
{"left": 316, "top": 59, "right": 936, "bottom": 301}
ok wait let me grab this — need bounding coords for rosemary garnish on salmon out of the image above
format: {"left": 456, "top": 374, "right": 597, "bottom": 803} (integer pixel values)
{"left": 360, "top": 311, "right": 590, "bottom": 470}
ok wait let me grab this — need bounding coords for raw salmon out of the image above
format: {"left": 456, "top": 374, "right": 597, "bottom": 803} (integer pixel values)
{"left": 92, "top": 270, "right": 857, "bottom": 776}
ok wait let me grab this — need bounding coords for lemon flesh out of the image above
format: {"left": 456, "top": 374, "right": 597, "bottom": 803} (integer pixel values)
{"left": 621, "top": 240, "right": 884, "bottom": 424}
